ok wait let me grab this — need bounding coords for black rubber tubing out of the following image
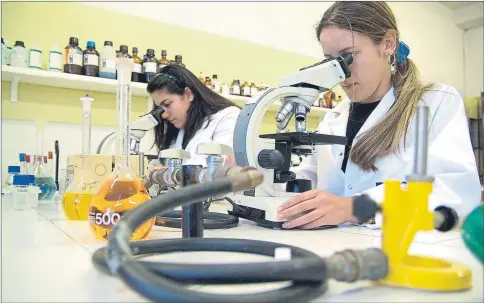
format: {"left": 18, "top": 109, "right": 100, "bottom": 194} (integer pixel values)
{"left": 96, "top": 178, "right": 329, "bottom": 303}
{"left": 155, "top": 210, "right": 239, "bottom": 229}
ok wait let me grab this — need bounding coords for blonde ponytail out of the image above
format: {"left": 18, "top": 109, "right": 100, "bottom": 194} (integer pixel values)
{"left": 317, "top": 2, "right": 436, "bottom": 172}
{"left": 350, "top": 58, "right": 435, "bottom": 171}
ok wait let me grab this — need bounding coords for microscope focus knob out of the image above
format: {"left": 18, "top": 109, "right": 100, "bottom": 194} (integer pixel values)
{"left": 258, "top": 149, "right": 284, "bottom": 169}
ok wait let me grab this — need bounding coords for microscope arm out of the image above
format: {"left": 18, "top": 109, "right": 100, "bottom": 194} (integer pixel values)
{"left": 96, "top": 107, "right": 165, "bottom": 154}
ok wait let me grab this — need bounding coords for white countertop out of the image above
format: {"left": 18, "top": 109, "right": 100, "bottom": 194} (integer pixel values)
{"left": 1, "top": 197, "right": 482, "bottom": 302}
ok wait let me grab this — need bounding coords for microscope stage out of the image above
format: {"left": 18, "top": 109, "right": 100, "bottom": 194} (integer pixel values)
{"left": 260, "top": 132, "right": 347, "bottom": 146}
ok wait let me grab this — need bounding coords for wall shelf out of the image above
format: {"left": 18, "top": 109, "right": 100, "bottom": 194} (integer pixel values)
{"left": 1, "top": 65, "right": 330, "bottom": 117}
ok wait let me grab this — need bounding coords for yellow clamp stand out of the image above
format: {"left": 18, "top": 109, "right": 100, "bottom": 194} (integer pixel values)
{"left": 378, "top": 179, "right": 472, "bottom": 291}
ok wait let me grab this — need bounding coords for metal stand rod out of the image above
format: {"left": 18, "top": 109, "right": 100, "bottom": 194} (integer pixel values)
{"left": 407, "top": 105, "right": 433, "bottom": 182}
{"left": 181, "top": 165, "right": 204, "bottom": 238}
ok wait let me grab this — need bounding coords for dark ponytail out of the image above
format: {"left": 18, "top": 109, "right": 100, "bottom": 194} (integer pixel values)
{"left": 147, "top": 65, "right": 238, "bottom": 152}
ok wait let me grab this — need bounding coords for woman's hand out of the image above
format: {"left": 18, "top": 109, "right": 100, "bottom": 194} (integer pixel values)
{"left": 224, "top": 155, "right": 236, "bottom": 165}
{"left": 276, "top": 189, "right": 358, "bottom": 229}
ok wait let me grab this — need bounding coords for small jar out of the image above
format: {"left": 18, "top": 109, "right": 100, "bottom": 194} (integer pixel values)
{"left": 5, "top": 165, "right": 20, "bottom": 187}
{"left": 11, "top": 174, "right": 40, "bottom": 210}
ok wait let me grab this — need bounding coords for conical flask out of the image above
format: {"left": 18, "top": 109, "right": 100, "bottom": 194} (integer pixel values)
{"left": 62, "top": 95, "right": 100, "bottom": 220}
{"left": 88, "top": 57, "right": 154, "bottom": 241}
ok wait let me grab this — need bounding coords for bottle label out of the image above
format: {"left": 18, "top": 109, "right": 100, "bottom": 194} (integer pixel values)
{"left": 67, "top": 49, "right": 83, "bottom": 66}
{"left": 49, "top": 51, "right": 62, "bottom": 70}
{"left": 133, "top": 63, "right": 142, "bottom": 73}
{"left": 84, "top": 54, "right": 99, "bottom": 66}
{"left": 29, "top": 50, "right": 42, "bottom": 69}
{"left": 243, "top": 86, "right": 251, "bottom": 96}
{"left": 101, "top": 58, "right": 116, "bottom": 70}
{"left": 250, "top": 87, "right": 258, "bottom": 96}
{"left": 143, "top": 62, "right": 157, "bottom": 73}
{"left": 231, "top": 85, "right": 240, "bottom": 95}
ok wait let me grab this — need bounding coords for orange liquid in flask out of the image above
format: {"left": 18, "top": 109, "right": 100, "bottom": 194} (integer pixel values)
{"left": 88, "top": 178, "right": 154, "bottom": 241}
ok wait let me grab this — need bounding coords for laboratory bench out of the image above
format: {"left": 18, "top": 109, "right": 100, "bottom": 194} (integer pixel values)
{"left": 1, "top": 197, "right": 483, "bottom": 302}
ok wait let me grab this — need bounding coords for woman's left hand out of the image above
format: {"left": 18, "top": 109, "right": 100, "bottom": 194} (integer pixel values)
{"left": 276, "top": 189, "right": 358, "bottom": 229}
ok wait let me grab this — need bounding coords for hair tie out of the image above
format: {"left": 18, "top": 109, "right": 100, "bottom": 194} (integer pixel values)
{"left": 397, "top": 41, "right": 410, "bottom": 64}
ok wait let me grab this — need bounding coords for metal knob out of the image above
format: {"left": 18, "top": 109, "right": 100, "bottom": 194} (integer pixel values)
{"left": 258, "top": 150, "right": 284, "bottom": 169}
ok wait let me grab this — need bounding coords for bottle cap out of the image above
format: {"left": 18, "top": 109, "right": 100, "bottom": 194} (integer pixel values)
{"left": 25, "top": 155, "right": 31, "bottom": 163}
{"left": 15, "top": 41, "right": 25, "bottom": 48}
{"left": 147, "top": 49, "right": 155, "bottom": 56}
{"left": 44, "top": 156, "right": 48, "bottom": 163}
{"left": 8, "top": 166, "right": 21, "bottom": 174}
{"left": 104, "top": 41, "right": 113, "bottom": 47}
{"left": 120, "top": 45, "right": 129, "bottom": 54}
{"left": 69, "top": 37, "right": 79, "bottom": 46}
{"left": 19, "top": 153, "right": 25, "bottom": 162}
{"left": 133, "top": 47, "right": 138, "bottom": 53}
{"left": 48, "top": 151, "right": 53, "bottom": 159}
{"left": 13, "top": 174, "right": 35, "bottom": 186}
{"left": 87, "top": 41, "right": 96, "bottom": 48}
{"left": 161, "top": 50, "right": 167, "bottom": 56}
{"left": 175, "top": 55, "right": 182, "bottom": 60}
{"left": 213, "top": 74, "right": 217, "bottom": 79}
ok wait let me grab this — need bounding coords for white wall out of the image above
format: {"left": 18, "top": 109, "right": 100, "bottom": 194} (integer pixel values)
{"left": 464, "top": 26, "right": 484, "bottom": 97}
{"left": 83, "top": 1, "right": 465, "bottom": 93}
{"left": 1, "top": 120, "right": 116, "bottom": 185}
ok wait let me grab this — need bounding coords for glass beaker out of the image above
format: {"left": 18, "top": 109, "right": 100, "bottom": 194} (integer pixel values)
{"left": 88, "top": 57, "right": 154, "bottom": 241}
{"left": 62, "top": 95, "right": 100, "bottom": 220}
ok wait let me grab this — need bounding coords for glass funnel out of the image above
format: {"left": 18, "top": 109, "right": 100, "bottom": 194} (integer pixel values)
{"left": 88, "top": 57, "right": 154, "bottom": 241}
{"left": 62, "top": 95, "right": 100, "bottom": 220}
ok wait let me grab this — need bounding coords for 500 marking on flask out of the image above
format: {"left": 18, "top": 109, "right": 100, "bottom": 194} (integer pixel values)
{"left": 88, "top": 208, "right": 122, "bottom": 226}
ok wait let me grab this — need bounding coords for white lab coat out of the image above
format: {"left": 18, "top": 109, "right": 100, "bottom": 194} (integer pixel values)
{"left": 153, "top": 106, "right": 241, "bottom": 166}
{"left": 293, "top": 83, "right": 481, "bottom": 227}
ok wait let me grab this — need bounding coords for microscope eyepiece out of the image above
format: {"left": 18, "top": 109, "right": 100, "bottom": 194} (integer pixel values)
{"left": 151, "top": 107, "right": 165, "bottom": 123}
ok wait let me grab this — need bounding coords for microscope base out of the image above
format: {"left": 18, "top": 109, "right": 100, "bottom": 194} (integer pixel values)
{"left": 229, "top": 195, "right": 337, "bottom": 230}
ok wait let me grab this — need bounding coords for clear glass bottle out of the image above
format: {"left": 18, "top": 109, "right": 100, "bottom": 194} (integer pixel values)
{"left": 62, "top": 95, "right": 100, "bottom": 220}
{"left": 99, "top": 41, "right": 117, "bottom": 79}
{"left": 2, "top": 38, "right": 9, "bottom": 65}
{"left": 33, "top": 126, "right": 56, "bottom": 201}
{"left": 89, "top": 58, "right": 155, "bottom": 241}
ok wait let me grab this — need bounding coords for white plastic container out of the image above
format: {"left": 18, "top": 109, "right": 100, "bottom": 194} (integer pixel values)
{"left": 48, "top": 45, "right": 62, "bottom": 72}
{"left": 7, "top": 174, "right": 40, "bottom": 210}
{"left": 29, "top": 43, "right": 43, "bottom": 69}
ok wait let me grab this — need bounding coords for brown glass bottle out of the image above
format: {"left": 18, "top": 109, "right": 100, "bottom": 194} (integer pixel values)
{"left": 157, "top": 50, "right": 169, "bottom": 72}
{"left": 143, "top": 49, "right": 158, "bottom": 83}
{"left": 64, "top": 37, "right": 83, "bottom": 75}
{"left": 132, "top": 47, "right": 143, "bottom": 83}
{"left": 82, "top": 40, "right": 99, "bottom": 77}
{"left": 175, "top": 55, "right": 185, "bottom": 67}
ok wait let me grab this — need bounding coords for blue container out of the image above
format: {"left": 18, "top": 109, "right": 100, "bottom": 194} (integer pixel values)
{"left": 35, "top": 176, "right": 56, "bottom": 200}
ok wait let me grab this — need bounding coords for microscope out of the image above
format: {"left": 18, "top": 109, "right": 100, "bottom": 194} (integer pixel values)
{"left": 230, "top": 54, "right": 353, "bottom": 229}
{"left": 97, "top": 106, "right": 165, "bottom": 155}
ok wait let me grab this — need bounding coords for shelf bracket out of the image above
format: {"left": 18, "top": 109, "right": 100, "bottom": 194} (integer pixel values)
{"left": 10, "top": 76, "right": 20, "bottom": 102}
